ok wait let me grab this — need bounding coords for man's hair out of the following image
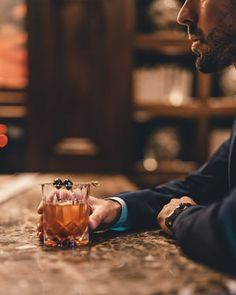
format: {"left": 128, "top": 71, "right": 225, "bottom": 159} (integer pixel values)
{"left": 230, "top": 0, "right": 236, "bottom": 7}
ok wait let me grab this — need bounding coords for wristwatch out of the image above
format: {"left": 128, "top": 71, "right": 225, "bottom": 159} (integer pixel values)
{"left": 165, "top": 202, "right": 193, "bottom": 231}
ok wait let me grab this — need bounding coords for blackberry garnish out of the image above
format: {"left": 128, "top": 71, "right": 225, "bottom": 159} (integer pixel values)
{"left": 53, "top": 178, "right": 63, "bottom": 189}
{"left": 63, "top": 179, "right": 73, "bottom": 190}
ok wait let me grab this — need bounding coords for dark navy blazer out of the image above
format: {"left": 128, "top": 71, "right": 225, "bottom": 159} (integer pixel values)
{"left": 118, "top": 119, "right": 236, "bottom": 274}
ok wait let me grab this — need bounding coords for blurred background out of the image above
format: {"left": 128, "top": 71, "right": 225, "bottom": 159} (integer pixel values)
{"left": 1, "top": 0, "right": 236, "bottom": 188}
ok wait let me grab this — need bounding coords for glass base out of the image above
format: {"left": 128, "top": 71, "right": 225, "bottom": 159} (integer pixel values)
{"left": 44, "top": 238, "right": 89, "bottom": 248}
{"left": 43, "top": 227, "right": 89, "bottom": 248}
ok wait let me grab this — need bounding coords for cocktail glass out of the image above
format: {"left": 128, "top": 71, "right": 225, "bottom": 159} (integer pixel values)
{"left": 41, "top": 181, "right": 92, "bottom": 248}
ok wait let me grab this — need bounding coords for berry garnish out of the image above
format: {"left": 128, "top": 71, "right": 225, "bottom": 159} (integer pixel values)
{"left": 63, "top": 179, "right": 73, "bottom": 190}
{"left": 53, "top": 178, "right": 63, "bottom": 189}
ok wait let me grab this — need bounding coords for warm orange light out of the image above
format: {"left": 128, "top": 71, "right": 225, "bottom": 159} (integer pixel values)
{"left": 0, "top": 134, "right": 8, "bottom": 148}
{"left": 0, "top": 124, "right": 7, "bottom": 134}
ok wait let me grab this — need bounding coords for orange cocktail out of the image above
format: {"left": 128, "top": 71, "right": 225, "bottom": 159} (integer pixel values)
{"left": 42, "top": 179, "right": 91, "bottom": 247}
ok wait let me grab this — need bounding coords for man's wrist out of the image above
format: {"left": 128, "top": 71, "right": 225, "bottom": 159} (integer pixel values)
{"left": 157, "top": 196, "right": 197, "bottom": 236}
{"left": 105, "top": 196, "right": 130, "bottom": 230}
{"left": 106, "top": 199, "right": 122, "bottom": 226}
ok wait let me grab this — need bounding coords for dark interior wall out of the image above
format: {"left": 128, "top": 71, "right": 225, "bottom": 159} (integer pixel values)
{"left": 26, "top": 0, "right": 134, "bottom": 173}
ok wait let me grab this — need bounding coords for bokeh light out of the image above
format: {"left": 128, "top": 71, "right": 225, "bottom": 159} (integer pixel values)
{"left": 0, "top": 134, "right": 8, "bottom": 148}
{"left": 0, "top": 124, "right": 7, "bottom": 134}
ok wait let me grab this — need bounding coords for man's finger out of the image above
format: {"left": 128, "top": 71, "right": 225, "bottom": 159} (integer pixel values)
{"left": 37, "top": 201, "right": 43, "bottom": 214}
{"left": 37, "top": 231, "right": 43, "bottom": 241}
{"left": 88, "top": 195, "right": 100, "bottom": 206}
{"left": 89, "top": 211, "right": 102, "bottom": 230}
{"left": 37, "top": 222, "right": 43, "bottom": 232}
{"left": 181, "top": 196, "right": 197, "bottom": 205}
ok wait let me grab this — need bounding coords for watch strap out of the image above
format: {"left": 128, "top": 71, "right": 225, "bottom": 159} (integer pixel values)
{"left": 165, "top": 202, "right": 193, "bottom": 231}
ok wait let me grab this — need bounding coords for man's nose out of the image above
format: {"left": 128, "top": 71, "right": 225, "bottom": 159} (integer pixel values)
{"left": 177, "top": 0, "right": 197, "bottom": 27}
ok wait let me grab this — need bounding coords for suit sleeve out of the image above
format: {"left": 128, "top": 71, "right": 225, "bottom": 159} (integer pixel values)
{"left": 118, "top": 138, "right": 230, "bottom": 230}
{"left": 173, "top": 187, "right": 236, "bottom": 274}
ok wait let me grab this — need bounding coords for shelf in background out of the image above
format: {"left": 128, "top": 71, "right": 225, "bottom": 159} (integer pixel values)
{"left": 133, "top": 98, "right": 236, "bottom": 122}
{"left": 133, "top": 101, "right": 202, "bottom": 121}
{"left": 0, "top": 90, "right": 27, "bottom": 104}
{"left": 135, "top": 159, "right": 197, "bottom": 174}
{"left": 0, "top": 106, "right": 27, "bottom": 118}
{"left": 132, "top": 160, "right": 198, "bottom": 187}
{"left": 207, "top": 97, "right": 236, "bottom": 117}
{"left": 54, "top": 137, "right": 99, "bottom": 156}
{"left": 134, "top": 32, "right": 191, "bottom": 55}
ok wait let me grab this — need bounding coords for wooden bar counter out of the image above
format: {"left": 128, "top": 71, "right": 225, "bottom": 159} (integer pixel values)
{"left": 0, "top": 174, "right": 235, "bottom": 295}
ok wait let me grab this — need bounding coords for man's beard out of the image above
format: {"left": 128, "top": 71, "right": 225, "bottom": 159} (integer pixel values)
{"left": 192, "top": 26, "right": 236, "bottom": 73}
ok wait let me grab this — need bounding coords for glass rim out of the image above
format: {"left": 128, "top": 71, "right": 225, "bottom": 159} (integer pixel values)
{"left": 41, "top": 182, "right": 91, "bottom": 186}
{"left": 41, "top": 180, "right": 100, "bottom": 187}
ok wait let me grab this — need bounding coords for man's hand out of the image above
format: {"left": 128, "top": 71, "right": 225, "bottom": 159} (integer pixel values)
{"left": 36, "top": 196, "right": 122, "bottom": 240}
{"left": 157, "top": 196, "right": 197, "bottom": 236}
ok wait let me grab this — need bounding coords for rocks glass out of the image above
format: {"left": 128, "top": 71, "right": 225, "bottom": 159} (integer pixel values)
{"left": 41, "top": 179, "right": 92, "bottom": 248}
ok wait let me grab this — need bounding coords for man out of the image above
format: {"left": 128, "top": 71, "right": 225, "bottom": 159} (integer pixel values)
{"left": 38, "top": 0, "right": 236, "bottom": 274}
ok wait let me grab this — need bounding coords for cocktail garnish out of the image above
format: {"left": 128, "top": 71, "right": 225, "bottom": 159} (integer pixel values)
{"left": 53, "top": 178, "right": 63, "bottom": 189}
{"left": 63, "top": 179, "right": 73, "bottom": 190}
{"left": 91, "top": 181, "right": 101, "bottom": 187}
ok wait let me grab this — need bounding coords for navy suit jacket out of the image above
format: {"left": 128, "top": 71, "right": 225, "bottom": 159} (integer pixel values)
{"left": 118, "top": 119, "right": 236, "bottom": 274}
